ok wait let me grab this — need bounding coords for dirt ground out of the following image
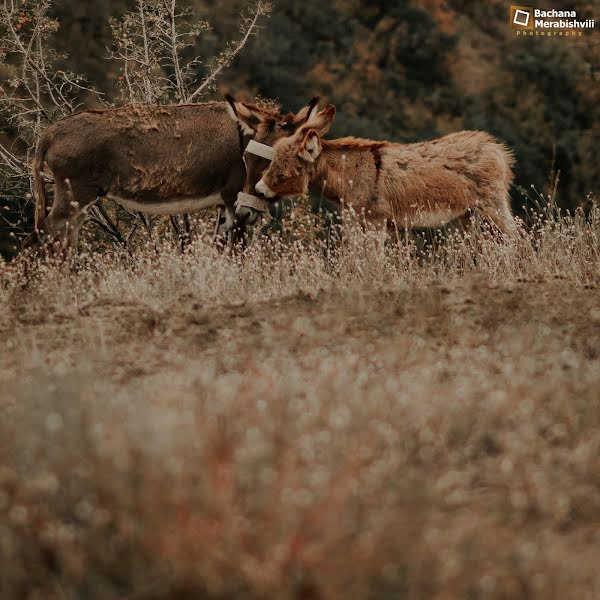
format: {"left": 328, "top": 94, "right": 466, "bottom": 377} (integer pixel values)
{"left": 1, "top": 273, "right": 600, "bottom": 599}
{"left": 3, "top": 274, "right": 600, "bottom": 386}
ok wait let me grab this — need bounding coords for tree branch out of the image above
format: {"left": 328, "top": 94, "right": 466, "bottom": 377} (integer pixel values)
{"left": 188, "top": 2, "right": 270, "bottom": 102}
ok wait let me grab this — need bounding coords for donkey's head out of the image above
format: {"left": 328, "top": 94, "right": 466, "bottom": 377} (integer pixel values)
{"left": 225, "top": 95, "right": 321, "bottom": 201}
{"left": 255, "top": 104, "right": 336, "bottom": 200}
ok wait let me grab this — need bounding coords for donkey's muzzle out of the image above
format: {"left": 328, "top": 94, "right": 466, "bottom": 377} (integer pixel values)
{"left": 235, "top": 192, "right": 269, "bottom": 226}
{"left": 235, "top": 205, "right": 261, "bottom": 226}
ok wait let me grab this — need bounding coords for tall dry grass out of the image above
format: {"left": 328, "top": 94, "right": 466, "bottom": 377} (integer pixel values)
{"left": 1, "top": 204, "right": 599, "bottom": 599}
{"left": 3, "top": 199, "right": 600, "bottom": 308}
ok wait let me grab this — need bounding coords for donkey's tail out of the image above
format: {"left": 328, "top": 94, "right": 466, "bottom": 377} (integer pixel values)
{"left": 33, "top": 134, "right": 51, "bottom": 232}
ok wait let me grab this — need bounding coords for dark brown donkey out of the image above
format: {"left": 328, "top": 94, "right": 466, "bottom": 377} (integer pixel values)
{"left": 254, "top": 105, "right": 518, "bottom": 236}
{"left": 32, "top": 98, "right": 319, "bottom": 250}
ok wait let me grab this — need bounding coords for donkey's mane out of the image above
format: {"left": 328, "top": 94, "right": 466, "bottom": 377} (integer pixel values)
{"left": 322, "top": 137, "right": 390, "bottom": 151}
{"left": 73, "top": 101, "right": 227, "bottom": 117}
{"left": 75, "top": 101, "right": 282, "bottom": 121}
{"left": 242, "top": 102, "right": 281, "bottom": 117}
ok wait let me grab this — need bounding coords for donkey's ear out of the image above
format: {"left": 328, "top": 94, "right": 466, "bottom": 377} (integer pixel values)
{"left": 304, "top": 104, "right": 336, "bottom": 137}
{"left": 298, "top": 129, "right": 322, "bottom": 163}
{"left": 225, "top": 94, "right": 263, "bottom": 136}
{"left": 293, "top": 97, "right": 321, "bottom": 126}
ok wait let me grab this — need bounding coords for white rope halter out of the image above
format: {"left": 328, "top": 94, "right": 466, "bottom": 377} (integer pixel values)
{"left": 235, "top": 139, "right": 275, "bottom": 214}
{"left": 235, "top": 191, "right": 269, "bottom": 213}
{"left": 245, "top": 139, "right": 275, "bottom": 161}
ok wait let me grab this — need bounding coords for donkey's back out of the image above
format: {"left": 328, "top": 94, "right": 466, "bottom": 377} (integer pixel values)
{"left": 382, "top": 131, "right": 515, "bottom": 233}
{"left": 35, "top": 102, "right": 246, "bottom": 248}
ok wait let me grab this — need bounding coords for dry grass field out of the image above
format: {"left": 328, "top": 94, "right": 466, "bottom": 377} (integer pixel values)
{"left": 1, "top": 209, "right": 600, "bottom": 599}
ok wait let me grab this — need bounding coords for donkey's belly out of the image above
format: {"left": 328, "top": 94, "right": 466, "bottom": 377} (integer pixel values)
{"left": 107, "top": 193, "right": 223, "bottom": 215}
{"left": 403, "top": 207, "right": 464, "bottom": 228}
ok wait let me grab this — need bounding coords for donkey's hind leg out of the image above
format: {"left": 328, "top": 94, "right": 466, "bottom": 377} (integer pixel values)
{"left": 42, "top": 178, "right": 96, "bottom": 253}
{"left": 475, "top": 196, "right": 519, "bottom": 241}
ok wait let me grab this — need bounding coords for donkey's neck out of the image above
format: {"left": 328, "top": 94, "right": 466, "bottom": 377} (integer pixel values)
{"left": 311, "top": 150, "right": 354, "bottom": 202}
{"left": 310, "top": 140, "right": 386, "bottom": 203}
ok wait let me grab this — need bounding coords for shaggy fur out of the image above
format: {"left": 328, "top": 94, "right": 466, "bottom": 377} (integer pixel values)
{"left": 257, "top": 107, "right": 517, "bottom": 235}
{"left": 34, "top": 98, "right": 319, "bottom": 249}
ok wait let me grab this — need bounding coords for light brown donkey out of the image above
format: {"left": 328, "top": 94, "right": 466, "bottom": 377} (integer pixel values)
{"left": 255, "top": 105, "right": 517, "bottom": 236}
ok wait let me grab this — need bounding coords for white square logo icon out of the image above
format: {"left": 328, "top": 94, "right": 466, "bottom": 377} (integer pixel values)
{"left": 513, "top": 9, "right": 530, "bottom": 27}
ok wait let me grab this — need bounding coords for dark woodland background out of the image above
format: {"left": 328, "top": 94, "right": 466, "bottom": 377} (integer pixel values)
{"left": 0, "top": 0, "right": 598, "bottom": 256}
